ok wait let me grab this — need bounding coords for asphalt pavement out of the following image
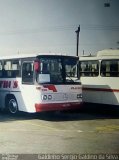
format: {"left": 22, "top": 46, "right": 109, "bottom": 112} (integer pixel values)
{"left": 0, "top": 104, "right": 119, "bottom": 156}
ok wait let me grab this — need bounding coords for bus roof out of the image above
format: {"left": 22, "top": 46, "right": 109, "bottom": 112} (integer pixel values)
{"left": 80, "top": 49, "right": 119, "bottom": 61}
{"left": 97, "top": 49, "right": 119, "bottom": 57}
{"left": 0, "top": 52, "right": 77, "bottom": 60}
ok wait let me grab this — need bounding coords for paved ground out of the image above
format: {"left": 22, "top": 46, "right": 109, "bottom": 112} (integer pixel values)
{"left": 0, "top": 104, "right": 119, "bottom": 155}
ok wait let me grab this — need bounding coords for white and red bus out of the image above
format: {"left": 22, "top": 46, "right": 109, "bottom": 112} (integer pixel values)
{"left": 0, "top": 53, "right": 82, "bottom": 114}
{"left": 79, "top": 49, "right": 119, "bottom": 106}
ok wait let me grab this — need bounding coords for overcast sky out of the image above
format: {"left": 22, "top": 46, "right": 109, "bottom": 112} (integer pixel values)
{"left": 0, "top": 0, "right": 119, "bottom": 56}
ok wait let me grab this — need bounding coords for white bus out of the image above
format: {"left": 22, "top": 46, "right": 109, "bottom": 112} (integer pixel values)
{"left": 79, "top": 49, "right": 119, "bottom": 106}
{"left": 0, "top": 53, "right": 82, "bottom": 114}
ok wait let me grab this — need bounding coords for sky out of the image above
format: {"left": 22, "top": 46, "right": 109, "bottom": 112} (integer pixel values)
{"left": 0, "top": 0, "right": 119, "bottom": 56}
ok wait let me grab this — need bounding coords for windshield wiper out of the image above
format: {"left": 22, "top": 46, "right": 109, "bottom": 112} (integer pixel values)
{"left": 66, "top": 72, "right": 75, "bottom": 82}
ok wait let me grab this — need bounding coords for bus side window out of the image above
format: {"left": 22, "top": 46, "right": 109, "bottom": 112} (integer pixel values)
{"left": 22, "top": 62, "right": 34, "bottom": 84}
{"left": 101, "top": 61, "right": 110, "bottom": 77}
{"left": 12, "top": 60, "right": 20, "bottom": 77}
{"left": 110, "top": 60, "right": 118, "bottom": 77}
{"left": 80, "top": 61, "right": 99, "bottom": 77}
{"left": 3, "top": 60, "right": 20, "bottom": 78}
{"left": 101, "top": 60, "right": 119, "bottom": 77}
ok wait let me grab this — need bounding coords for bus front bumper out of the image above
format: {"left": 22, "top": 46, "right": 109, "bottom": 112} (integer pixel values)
{"left": 35, "top": 102, "right": 83, "bottom": 112}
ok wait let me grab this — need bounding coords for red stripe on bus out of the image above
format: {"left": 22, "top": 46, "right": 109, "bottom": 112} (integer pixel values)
{"left": 43, "top": 85, "right": 57, "bottom": 92}
{"left": 82, "top": 87, "right": 119, "bottom": 92}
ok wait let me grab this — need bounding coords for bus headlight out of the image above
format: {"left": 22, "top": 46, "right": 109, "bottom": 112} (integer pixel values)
{"left": 77, "top": 94, "right": 82, "bottom": 99}
{"left": 42, "top": 95, "right": 52, "bottom": 101}
{"left": 48, "top": 95, "right": 52, "bottom": 100}
{"left": 42, "top": 95, "right": 47, "bottom": 100}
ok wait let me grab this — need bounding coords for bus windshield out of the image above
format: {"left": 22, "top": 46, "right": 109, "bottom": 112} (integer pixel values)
{"left": 35, "top": 56, "right": 79, "bottom": 84}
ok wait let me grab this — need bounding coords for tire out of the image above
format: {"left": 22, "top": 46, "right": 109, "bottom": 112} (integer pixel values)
{"left": 6, "top": 96, "right": 18, "bottom": 114}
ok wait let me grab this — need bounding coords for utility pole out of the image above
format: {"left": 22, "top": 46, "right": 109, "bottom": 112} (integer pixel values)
{"left": 75, "top": 25, "right": 80, "bottom": 56}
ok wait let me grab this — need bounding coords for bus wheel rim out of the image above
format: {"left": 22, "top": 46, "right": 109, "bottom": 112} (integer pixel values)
{"left": 8, "top": 99, "right": 18, "bottom": 114}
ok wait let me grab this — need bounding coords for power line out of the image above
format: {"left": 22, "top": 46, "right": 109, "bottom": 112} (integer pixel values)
{"left": 0, "top": 24, "right": 119, "bottom": 35}
{"left": 82, "top": 25, "right": 119, "bottom": 31}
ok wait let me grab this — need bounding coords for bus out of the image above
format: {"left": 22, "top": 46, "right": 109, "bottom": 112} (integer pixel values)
{"left": 0, "top": 53, "right": 82, "bottom": 114}
{"left": 79, "top": 49, "right": 119, "bottom": 106}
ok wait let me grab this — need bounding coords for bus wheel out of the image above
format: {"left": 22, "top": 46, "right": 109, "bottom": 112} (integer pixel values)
{"left": 6, "top": 96, "right": 18, "bottom": 114}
